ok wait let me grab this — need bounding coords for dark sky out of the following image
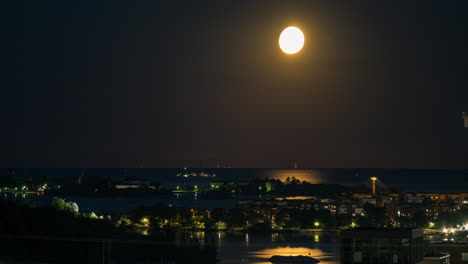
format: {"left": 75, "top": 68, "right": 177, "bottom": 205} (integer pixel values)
{"left": 2, "top": 0, "right": 468, "bottom": 168}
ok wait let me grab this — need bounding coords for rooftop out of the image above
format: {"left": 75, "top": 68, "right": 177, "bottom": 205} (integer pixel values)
{"left": 341, "top": 227, "right": 424, "bottom": 239}
{"left": 431, "top": 241, "right": 468, "bottom": 246}
{"left": 425, "top": 250, "right": 450, "bottom": 259}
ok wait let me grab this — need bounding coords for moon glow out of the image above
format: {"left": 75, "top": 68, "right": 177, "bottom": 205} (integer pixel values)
{"left": 279, "top": 26, "right": 304, "bottom": 54}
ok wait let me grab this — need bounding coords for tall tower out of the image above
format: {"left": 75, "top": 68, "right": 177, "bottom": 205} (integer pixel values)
{"left": 463, "top": 112, "right": 468, "bottom": 128}
{"left": 370, "top": 177, "right": 377, "bottom": 196}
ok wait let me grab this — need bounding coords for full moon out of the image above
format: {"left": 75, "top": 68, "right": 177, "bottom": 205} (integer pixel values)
{"left": 279, "top": 26, "right": 304, "bottom": 54}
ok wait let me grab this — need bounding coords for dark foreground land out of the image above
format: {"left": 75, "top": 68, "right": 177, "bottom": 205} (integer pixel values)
{"left": 0, "top": 235, "right": 217, "bottom": 264}
{"left": 0, "top": 200, "right": 217, "bottom": 264}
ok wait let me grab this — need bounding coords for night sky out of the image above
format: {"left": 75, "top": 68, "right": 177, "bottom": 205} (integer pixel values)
{"left": 3, "top": 1, "right": 468, "bottom": 168}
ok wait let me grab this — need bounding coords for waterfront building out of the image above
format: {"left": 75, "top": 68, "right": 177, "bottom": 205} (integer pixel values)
{"left": 360, "top": 197, "right": 377, "bottom": 206}
{"left": 341, "top": 228, "right": 424, "bottom": 264}
{"left": 429, "top": 242, "right": 468, "bottom": 264}
{"left": 423, "top": 251, "right": 450, "bottom": 264}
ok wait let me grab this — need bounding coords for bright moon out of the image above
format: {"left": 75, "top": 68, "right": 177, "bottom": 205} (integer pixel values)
{"left": 279, "top": 26, "right": 304, "bottom": 54}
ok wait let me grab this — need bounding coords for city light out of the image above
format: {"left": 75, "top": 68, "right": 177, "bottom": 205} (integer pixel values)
{"left": 140, "top": 217, "right": 150, "bottom": 226}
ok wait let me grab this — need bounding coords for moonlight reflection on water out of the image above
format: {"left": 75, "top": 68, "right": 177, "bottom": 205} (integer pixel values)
{"left": 217, "top": 232, "right": 340, "bottom": 264}
{"left": 262, "top": 170, "right": 325, "bottom": 184}
{"left": 249, "top": 246, "right": 337, "bottom": 264}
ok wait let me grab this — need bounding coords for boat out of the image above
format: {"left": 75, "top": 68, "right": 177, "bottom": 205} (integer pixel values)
{"left": 268, "top": 255, "right": 320, "bottom": 264}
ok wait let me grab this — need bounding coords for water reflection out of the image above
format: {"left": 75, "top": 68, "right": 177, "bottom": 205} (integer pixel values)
{"left": 262, "top": 170, "right": 324, "bottom": 184}
{"left": 194, "top": 231, "right": 205, "bottom": 239}
{"left": 271, "top": 233, "right": 279, "bottom": 242}
{"left": 216, "top": 232, "right": 340, "bottom": 264}
{"left": 251, "top": 247, "right": 336, "bottom": 264}
{"left": 217, "top": 232, "right": 225, "bottom": 247}
{"left": 314, "top": 234, "right": 320, "bottom": 242}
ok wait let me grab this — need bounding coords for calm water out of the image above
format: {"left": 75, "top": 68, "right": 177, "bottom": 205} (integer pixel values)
{"left": 141, "top": 168, "right": 468, "bottom": 192}
{"left": 13, "top": 168, "right": 468, "bottom": 192}
{"left": 2, "top": 193, "right": 278, "bottom": 213}
{"left": 257, "top": 169, "right": 468, "bottom": 192}
{"left": 206, "top": 231, "right": 340, "bottom": 264}
{"left": 56, "top": 194, "right": 241, "bottom": 213}
{"left": 4, "top": 169, "right": 468, "bottom": 214}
